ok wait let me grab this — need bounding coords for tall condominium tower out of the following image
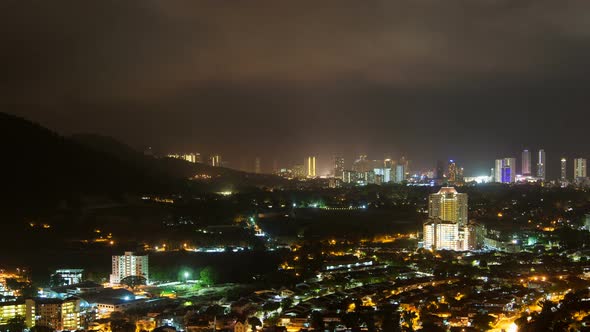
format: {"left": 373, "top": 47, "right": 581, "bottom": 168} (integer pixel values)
{"left": 574, "top": 158, "right": 587, "bottom": 179}
{"left": 495, "top": 158, "right": 516, "bottom": 183}
{"left": 424, "top": 187, "right": 469, "bottom": 251}
{"left": 110, "top": 252, "right": 149, "bottom": 285}
{"left": 210, "top": 155, "right": 221, "bottom": 167}
{"left": 333, "top": 155, "right": 344, "bottom": 178}
{"left": 306, "top": 156, "right": 316, "bottom": 178}
{"left": 560, "top": 158, "right": 567, "bottom": 182}
{"left": 522, "top": 150, "right": 531, "bottom": 175}
{"left": 254, "top": 157, "right": 261, "bottom": 174}
{"left": 428, "top": 187, "right": 468, "bottom": 227}
{"left": 537, "top": 149, "right": 546, "bottom": 180}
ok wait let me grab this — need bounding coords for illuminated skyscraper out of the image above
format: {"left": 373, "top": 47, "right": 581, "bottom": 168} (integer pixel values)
{"left": 334, "top": 155, "right": 344, "bottom": 179}
{"left": 395, "top": 164, "right": 405, "bottom": 183}
{"left": 428, "top": 187, "right": 468, "bottom": 227}
{"left": 424, "top": 187, "right": 469, "bottom": 251}
{"left": 495, "top": 158, "right": 516, "bottom": 183}
{"left": 306, "top": 156, "right": 316, "bottom": 178}
{"left": 537, "top": 149, "right": 546, "bottom": 180}
{"left": 574, "top": 158, "right": 587, "bottom": 179}
{"left": 447, "top": 160, "right": 457, "bottom": 183}
{"left": 436, "top": 160, "right": 446, "bottom": 179}
{"left": 522, "top": 150, "right": 531, "bottom": 175}
{"left": 210, "top": 155, "right": 221, "bottom": 167}
{"left": 254, "top": 157, "right": 261, "bottom": 174}
{"left": 560, "top": 158, "right": 567, "bottom": 182}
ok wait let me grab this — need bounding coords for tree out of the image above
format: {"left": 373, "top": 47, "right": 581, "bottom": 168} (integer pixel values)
{"left": 30, "top": 326, "right": 53, "bottom": 332}
{"left": 310, "top": 311, "right": 324, "bottom": 330}
{"left": 402, "top": 310, "right": 417, "bottom": 332}
{"left": 49, "top": 274, "right": 67, "bottom": 288}
{"left": 472, "top": 313, "right": 495, "bottom": 331}
{"left": 1, "top": 316, "right": 26, "bottom": 332}
{"left": 120, "top": 275, "right": 147, "bottom": 289}
{"left": 199, "top": 267, "right": 218, "bottom": 286}
{"left": 281, "top": 297, "right": 293, "bottom": 310}
{"left": 247, "top": 317, "right": 262, "bottom": 332}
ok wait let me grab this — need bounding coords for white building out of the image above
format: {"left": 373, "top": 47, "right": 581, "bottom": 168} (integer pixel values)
{"left": 109, "top": 252, "right": 149, "bottom": 285}
{"left": 423, "top": 219, "right": 460, "bottom": 251}
{"left": 537, "top": 149, "right": 546, "bottom": 180}
{"left": 495, "top": 158, "right": 516, "bottom": 183}
{"left": 574, "top": 158, "right": 587, "bottom": 179}
{"left": 424, "top": 187, "right": 470, "bottom": 250}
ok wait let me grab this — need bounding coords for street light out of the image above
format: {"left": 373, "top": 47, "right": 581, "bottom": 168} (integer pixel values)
{"left": 184, "top": 271, "right": 190, "bottom": 282}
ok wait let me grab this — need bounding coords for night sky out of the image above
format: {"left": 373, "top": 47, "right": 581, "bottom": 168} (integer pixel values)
{"left": 2, "top": 0, "right": 589, "bottom": 176}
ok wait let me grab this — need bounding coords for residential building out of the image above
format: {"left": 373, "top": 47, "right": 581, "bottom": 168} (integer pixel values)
{"left": 0, "top": 299, "right": 35, "bottom": 328}
{"left": 109, "top": 252, "right": 148, "bottom": 285}
{"left": 574, "top": 158, "right": 587, "bottom": 179}
{"left": 537, "top": 149, "right": 546, "bottom": 180}
{"left": 522, "top": 150, "right": 531, "bottom": 175}
{"left": 35, "top": 298, "right": 81, "bottom": 331}
{"left": 306, "top": 156, "right": 316, "bottom": 178}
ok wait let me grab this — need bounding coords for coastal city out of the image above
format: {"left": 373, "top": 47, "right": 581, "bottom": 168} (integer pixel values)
{"left": 3, "top": 139, "right": 590, "bottom": 332}
{"left": 2, "top": 1, "right": 590, "bottom": 331}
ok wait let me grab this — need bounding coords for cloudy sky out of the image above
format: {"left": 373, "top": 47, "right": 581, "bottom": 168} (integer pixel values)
{"left": 2, "top": 0, "right": 589, "bottom": 176}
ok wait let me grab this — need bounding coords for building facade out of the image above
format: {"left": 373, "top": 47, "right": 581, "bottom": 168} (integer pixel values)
{"left": 53, "top": 269, "right": 84, "bottom": 286}
{"left": 522, "top": 150, "right": 531, "bottom": 175}
{"left": 495, "top": 158, "right": 516, "bottom": 183}
{"left": 36, "top": 298, "right": 81, "bottom": 331}
{"left": 0, "top": 299, "right": 35, "bottom": 328}
{"left": 560, "top": 158, "right": 567, "bottom": 182}
{"left": 306, "top": 156, "right": 316, "bottom": 178}
{"left": 423, "top": 219, "right": 460, "bottom": 251}
{"left": 110, "top": 252, "right": 149, "bottom": 285}
{"left": 574, "top": 158, "right": 587, "bottom": 179}
{"left": 424, "top": 187, "right": 470, "bottom": 251}
{"left": 537, "top": 149, "right": 546, "bottom": 180}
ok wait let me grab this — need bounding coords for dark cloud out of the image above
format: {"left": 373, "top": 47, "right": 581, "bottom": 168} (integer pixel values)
{"left": 1, "top": 0, "right": 589, "bottom": 176}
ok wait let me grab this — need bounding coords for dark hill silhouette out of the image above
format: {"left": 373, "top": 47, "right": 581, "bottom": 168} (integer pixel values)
{"left": 0, "top": 113, "right": 287, "bottom": 216}
{"left": 71, "top": 133, "right": 289, "bottom": 189}
{"left": 0, "top": 113, "right": 172, "bottom": 215}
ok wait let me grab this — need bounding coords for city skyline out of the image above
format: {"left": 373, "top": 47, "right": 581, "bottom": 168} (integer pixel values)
{"left": 2, "top": 1, "right": 590, "bottom": 179}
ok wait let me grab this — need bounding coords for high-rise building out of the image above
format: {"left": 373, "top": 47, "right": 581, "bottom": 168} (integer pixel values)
{"left": 424, "top": 187, "right": 469, "bottom": 251}
{"left": 428, "top": 187, "right": 468, "bottom": 227}
{"left": 35, "top": 298, "right": 81, "bottom": 331}
{"left": 423, "top": 219, "right": 459, "bottom": 251}
{"left": 110, "top": 252, "right": 149, "bottom": 285}
{"left": 495, "top": 158, "right": 516, "bottom": 183}
{"left": 0, "top": 299, "right": 35, "bottom": 328}
{"left": 574, "top": 158, "right": 587, "bottom": 179}
{"left": 395, "top": 164, "right": 406, "bottom": 183}
{"left": 374, "top": 168, "right": 392, "bottom": 183}
{"left": 436, "top": 160, "right": 446, "bottom": 179}
{"left": 306, "top": 156, "right": 316, "bottom": 178}
{"left": 254, "top": 157, "right": 261, "bottom": 174}
{"left": 334, "top": 155, "right": 345, "bottom": 179}
{"left": 210, "top": 155, "right": 221, "bottom": 167}
{"left": 400, "top": 156, "right": 411, "bottom": 178}
{"left": 292, "top": 164, "right": 306, "bottom": 179}
{"left": 560, "top": 158, "right": 567, "bottom": 182}
{"left": 447, "top": 160, "right": 457, "bottom": 183}
{"left": 537, "top": 149, "right": 546, "bottom": 180}
{"left": 522, "top": 150, "right": 531, "bottom": 175}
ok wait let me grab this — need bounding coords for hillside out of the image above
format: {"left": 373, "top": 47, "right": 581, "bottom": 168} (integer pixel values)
{"left": 0, "top": 113, "right": 288, "bottom": 216}
{"left": 0, "top": 113, "right": 174, "bottom": 215}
